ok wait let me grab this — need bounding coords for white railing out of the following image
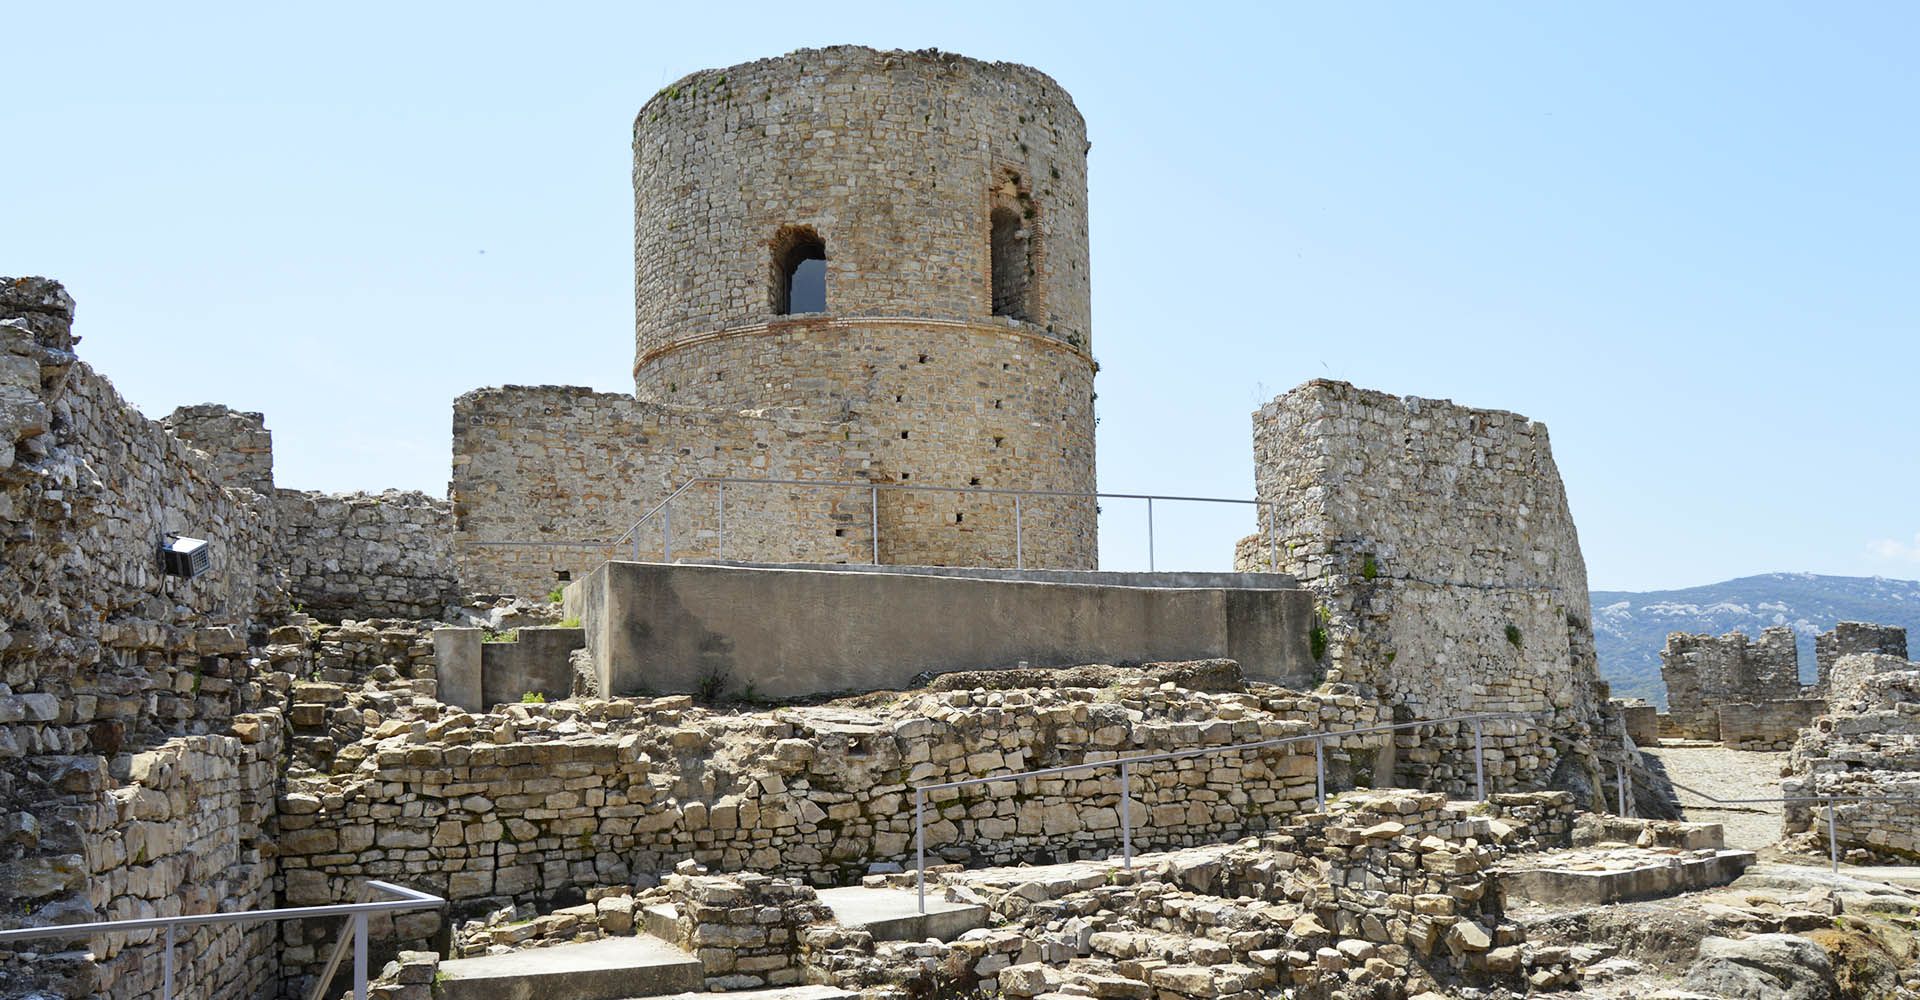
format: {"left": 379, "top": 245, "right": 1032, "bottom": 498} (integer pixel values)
{"left": 0, "top": 880, "right": 442, "bottom": 1000}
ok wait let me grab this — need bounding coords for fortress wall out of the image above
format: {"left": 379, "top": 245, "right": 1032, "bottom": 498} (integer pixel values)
{"left": 1246, "top": 380, "right": 1603, "bottom": 794}
{"left": 629, "top": 47, "right": 1097, "bottom": 570}
{"left": 451, "top": 386, "right": 884, "bottom": 597}
{"left": 1, "top": 277, "right": 284, "bottom": 997}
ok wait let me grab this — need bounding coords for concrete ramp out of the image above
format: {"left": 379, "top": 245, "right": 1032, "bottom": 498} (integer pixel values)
{"left": 816, "top": 885, "right": 988, "bottom": 941}
{"left": 434, "top": 934, "right": 702, "bottom": 1000}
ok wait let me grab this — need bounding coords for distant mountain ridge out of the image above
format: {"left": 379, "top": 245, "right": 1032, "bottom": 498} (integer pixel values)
{"left": 1591, "top": 573, "right": 1920, "bottom": 708}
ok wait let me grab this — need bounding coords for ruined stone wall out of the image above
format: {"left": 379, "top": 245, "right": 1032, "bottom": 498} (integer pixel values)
{"left": 1814, "top": 622, "right": 1907, "bottom": 696}
{"left": 273, "top": 684, "right": 1389, "bottom": 918}
{"left": 161, "top": 404, "right": 461, "bottom": 620}
{"left": 1243, "top": 380, "right": 1602, "bottom": 793}
{"left": 0, "top": 277, "right": 286, "bottom": 998}
{"left": 274, "top": 489, "right": 458, "bottom": 620}
{"left": 1717, "top": 699, "right": 1825, "bottom": 752}
{"left": 1784, "top": 653, "right": 1920, "bottom": 859}
{"left": 628, "top": 46, "right": 1098, "bottom": 570}
{"left": 1659, "top": 627, "right": 1801, "bottom": 741}
{"left": 450, "top": 385, "right": 883, "bottom": 597}
{"left": 161, "top": 403, "right": 275, "bottom": 493}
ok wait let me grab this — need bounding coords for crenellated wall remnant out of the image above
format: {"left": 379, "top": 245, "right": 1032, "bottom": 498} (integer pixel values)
{"left": 1658, "top": 627, "right": 1801, "bottom": 741}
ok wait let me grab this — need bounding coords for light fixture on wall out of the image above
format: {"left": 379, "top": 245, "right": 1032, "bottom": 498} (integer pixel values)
{"left": 160, "top": 535, "right": 212, "bottom": 579}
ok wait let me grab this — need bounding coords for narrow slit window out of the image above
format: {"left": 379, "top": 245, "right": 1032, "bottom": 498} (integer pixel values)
{"left": 990, "top": 205, "right": 1031, "bottom": 320}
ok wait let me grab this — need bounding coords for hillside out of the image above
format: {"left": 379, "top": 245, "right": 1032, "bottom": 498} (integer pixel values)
{"left": 1591, "top": 573, "right": 1920, "bottom": 708}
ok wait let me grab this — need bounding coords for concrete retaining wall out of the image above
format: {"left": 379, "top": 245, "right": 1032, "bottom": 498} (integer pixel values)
{"left": 568, "top": 561, "right": 1316, "bottom": 699}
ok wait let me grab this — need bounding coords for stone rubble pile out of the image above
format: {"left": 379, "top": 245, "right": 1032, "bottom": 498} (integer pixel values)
{"left": 1785, "top": 651, "right": 1920, "bottom": 860}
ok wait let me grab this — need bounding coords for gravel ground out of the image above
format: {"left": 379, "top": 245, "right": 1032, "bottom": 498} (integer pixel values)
{"left": 1639, "top": 743, "right": 1790, "bottom": 851}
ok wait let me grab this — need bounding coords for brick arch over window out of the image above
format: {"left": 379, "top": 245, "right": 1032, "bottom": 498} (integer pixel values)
{"left": 770, "top": 225, "right": 826, "bottom": 315}
{"left": 989, "top": 172, "right": 1039, "bottom": 322}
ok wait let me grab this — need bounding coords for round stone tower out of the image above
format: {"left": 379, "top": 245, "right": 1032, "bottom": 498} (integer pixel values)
{"left": 631, "top": 46, "right": 1096, "bottom": 569}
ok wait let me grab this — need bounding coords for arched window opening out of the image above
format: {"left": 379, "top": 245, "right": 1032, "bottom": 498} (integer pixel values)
{"left": 990, "top": 206, "right": 1031, "bottom": 321}
{"left": 771, "top": 226, "right": 827, "bottom": 315}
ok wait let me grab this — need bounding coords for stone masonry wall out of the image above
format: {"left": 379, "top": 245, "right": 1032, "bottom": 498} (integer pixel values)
{"left": 161, "top": 403, "right": 275, "bottom": 494}
{"left": 451, "top": 385, "right": 881, "bottom": 597}
{"left": 1659, "top": 627, "right": 1801, "bottom": 741}
{"left": 628, "top": 46, "right": 1098, "bottom": 571}
{"left": 273, "top": 683, "right": 1389, "bottom": 917}
{"left": 0, "top": 278, "right": 286, "bottom": 999}
{"left": 274, "top": 489, "right": 458, "bottom": 620}
{"left": 1243, "top": 380, "right": 1605, "bottom": 795}
{"left": 1814, "top": 621, "right": 1907, "bottom": 696}
{"left": 1717, "top": 698, "right": 1826, "bottom": 752}
{"left": 161, "top": 403, "right": 460, "bottom": 621}
{"left": 1784, "top": 652, "right": 1920, "bottom": 859}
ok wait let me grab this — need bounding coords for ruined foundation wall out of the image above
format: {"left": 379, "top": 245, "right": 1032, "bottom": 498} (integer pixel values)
{"left": 274, "top": 686, "right": 1389, "bottom": 914}
{"left": 1245, "top": 380, "right": 1602, "bottom": 793}
{"left": 450, "top": 385, "right": 883, "bottom": 597}
{"left": 1, "top": 278, "right": 284, "bottom": 999}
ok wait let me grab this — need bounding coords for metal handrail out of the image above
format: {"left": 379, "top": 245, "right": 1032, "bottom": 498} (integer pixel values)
{"left": 908, "top": 711, "right": 1534, "bottom": 911}
{"left": 601, "top": 475, "right": 1287, "bottom": 572}
{"left": 0, "top": 880, "right": 443, "bottom": 1000}
{"left": 907, "top": 710, "right": 1920, "bottom": 910}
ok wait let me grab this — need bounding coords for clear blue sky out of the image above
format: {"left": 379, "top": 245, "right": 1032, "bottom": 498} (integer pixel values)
{"left": 7, "top": 2, "right": 1916, "bottom": 591}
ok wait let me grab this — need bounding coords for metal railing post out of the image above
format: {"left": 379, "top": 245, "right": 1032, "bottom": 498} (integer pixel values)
{"left": 1267, "top": 509, "right": 1279, "bottom": 573}
{"left": 163, "top": 924, "right": 175, "bottom": 1000}
{"left": 662, "top": 503, "right": 672, "bottom": 562}
{"left": 632, "top": 532, "right": 639, "bottom": 561}
{"left": 1313, "top": 735, "right": 1326, "bottom": 808}
{"left": 871, "top": 486, "right": 880, "bottom": 565}
{"left": 717, "top": 482, "right": 726, "bottom": 559}
{"left": 1146, "top": 497, "right": 1156, "bottom": 572}
{"left": 352, "top": 912, "right": 368, "bottom": 1000}
{"left": 1014, "top": 495, "right": 1024, "bottom": 570}
{"left": 1828, "top": 799, "right": 1839, "bottom": 874}
{"left": 1119, "top": 762, "right": 1133, "bottom": 869}
{"left": 1472, "top": 720, "right": 1486, "bottom": 802}
{"left": 914, "top": 789, "right": 926, "bottom": 913}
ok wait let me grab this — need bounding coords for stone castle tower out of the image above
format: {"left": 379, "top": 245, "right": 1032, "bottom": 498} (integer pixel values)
{"left": 628, "top": 46, "right": 1098, "bottom": 569}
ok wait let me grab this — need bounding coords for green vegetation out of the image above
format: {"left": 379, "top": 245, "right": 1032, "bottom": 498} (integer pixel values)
{"left": 557, "top": 616, "right": 581, "bottom": 629}
{"left": 519, "top": 692, "right": 546, "bottom": 704}
{"left": 483, "top": 630, "right": 518, "bottom": 644}
{"left": 1360, "top": 554, "right": 1379, "bottom": 580}
{"left": 546, "top": 586, "right": 565, "bottom": 604}
{"left": 1505, "top": 624, "right": 1524, "bottom": 649}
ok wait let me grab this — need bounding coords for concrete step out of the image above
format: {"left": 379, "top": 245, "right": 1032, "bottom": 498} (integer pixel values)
{"left": 1498, "top": 847, "right": 1757, "bottom": 906}
{"left": 434, "top": 935, "right": 703, "bottom": 1000}
{"left": 815, "top": 885, "right": 988, "bottom": 942}
{"left": 640, "top": 987, "right": 859, "bottom": 1000}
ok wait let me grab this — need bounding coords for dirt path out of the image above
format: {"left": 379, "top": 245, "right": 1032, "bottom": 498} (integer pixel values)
{"left": 1639, "top": 742, "right": 1789, "bottom": 851}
